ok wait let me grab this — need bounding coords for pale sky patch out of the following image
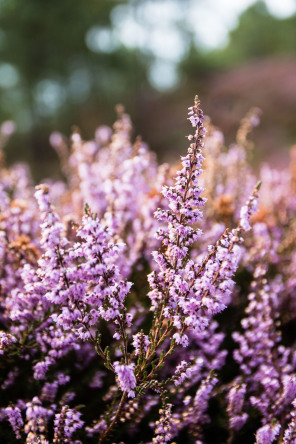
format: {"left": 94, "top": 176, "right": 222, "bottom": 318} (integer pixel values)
{"left": 103, "top": 0, "right": 296, "bottom": 90}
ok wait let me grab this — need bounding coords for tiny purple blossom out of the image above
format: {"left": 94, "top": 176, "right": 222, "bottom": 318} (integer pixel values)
{"left": 5, "top": 406, "right": 23, "bottom": 439}
{"left": 54, "top": 405, "right": 84, "bottom": 441}
{"left": 283, "top": 399, "right": 296, "bottom": 443}
{"left": 132, "top": 332, "right": 150, "bottom": 356}
{"left": 174, "top": 361, "right": 192, "bottom": 386}
{"left": 256, "top": 422, "right": 281, "bottom": 444}
{"left": 0, "top": 331, "right": 17, "bottom": 354}
{"left": 114, "top": 362, "right": 137, "bottom": 398}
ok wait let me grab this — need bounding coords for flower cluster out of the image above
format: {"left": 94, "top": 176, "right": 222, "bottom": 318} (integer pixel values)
{"left": 173, "top": 361, "right": 192, "bottom": 386}
{"left": 0, "top": 331, "right": 17, "bottom": 354}
{"left": 227, "top": 383, "right": 248, "bottom": 432}
{"left": 283, "top": 399, "right": 296, "bottom": 443}
{"left": 132, "top": 332, "right": 150, "bottom": 356}
{"left": 4, "top": 406, "right": 23, "bottom": 440}
{"left": 114, "top": 362, "right": 137, "bottom": 398}
{"left": 1, "top": 96, "right": 296, "bottom": 444}
{"left": 53, "top": 405, "right": 84, "bottom": 443}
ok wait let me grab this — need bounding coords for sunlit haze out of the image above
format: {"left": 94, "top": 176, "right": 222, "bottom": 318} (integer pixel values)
{"left": 85, "top": 0, "right": 296, "bottom": 90}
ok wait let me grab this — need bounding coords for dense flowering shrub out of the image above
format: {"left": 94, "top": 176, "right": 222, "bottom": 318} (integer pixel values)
{"left": 0, "top": 97, "right": 296, "bottom": 443}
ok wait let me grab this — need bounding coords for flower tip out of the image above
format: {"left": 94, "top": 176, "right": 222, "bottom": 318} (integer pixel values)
{"left": 255, "top": 181, "right": 262, "bottom": 191}
{"left": 35, "top": 184, "right": 49, "bottom": 194}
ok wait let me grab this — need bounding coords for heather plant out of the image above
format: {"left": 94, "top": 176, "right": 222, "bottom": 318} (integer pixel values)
{"left": 0, "top": 97, "right": 296, "bottom": 444}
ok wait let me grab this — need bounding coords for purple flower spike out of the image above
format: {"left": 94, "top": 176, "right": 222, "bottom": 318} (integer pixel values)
{"left": 114, "top": 362, "right": 137, "bottom": 398}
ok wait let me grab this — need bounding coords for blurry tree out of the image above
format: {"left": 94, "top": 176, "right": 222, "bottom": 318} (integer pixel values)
{"left": 181, "top": 2, "right": 296, "bottom": 148}
{"left": 218, "top": 1, "right": 296, "bottom": 65}
{"left": 182, "top": 1, "right": 296, "bottom": 74}
{"left": 0, "top": 0, "right": 150, "bottom": 177}
{"left": 0, "top": 0, "right": 295, "bottom": 178}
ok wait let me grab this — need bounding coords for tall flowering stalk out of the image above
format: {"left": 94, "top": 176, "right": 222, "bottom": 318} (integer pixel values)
{"left": 33, "top": 186, "right": 134, "bottom": 376}
{"left": 232, "top": 261, "right": 296, "bottom": 439}
{"left": 53, "top": 405, "right": 84, "bottom": 443}
{"left": 147, "top": 96, "right": 207, "bottom": 354}
{"left": 283, "top": 399, "right": 296, "bottom": 443}
{"left": 144, "top": 97, "right": 260, "bottom": 375}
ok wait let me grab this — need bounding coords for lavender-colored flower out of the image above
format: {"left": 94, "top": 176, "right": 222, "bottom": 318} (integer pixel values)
{"left": 95, "top": 125, "right": 112, "bottom": 145}
{"left": 86, "top": 418, "right": 107, "bottom": 437}
{"left": 0, "top": 331, "right": 17, "bottom": 354}
{"left": 114, "top": 362, "right": 137, "bottom": 398}
{"left": 53, "top": 405, "right": 84, "bottom": 442}
{"left": 227, "top": 382, "right": 248, "bottom": 431}
{"left": 193, "top": 373, "right": 218, "bottom": 424}
{"left": 69, "top": 210, "right": 132, "bottom": 324}
{"left": 148, "top": 97, "right": 260, "bottom": 355}
{"left": 41, "top": 381, "right": 59, "bottom": 403}
{"left": 33, "top": 357, "right": 55, "bottom": 381}
{"left": 232, "top": 253, "right": 296, "bottom": 439}
{"left": 152, "top": 403, "right": 176, "bottom": 443}
{"left": 5, "top": 406, "right": 23, "bottom": 439}
{"left": 174, "top": 361, "right": 192, "bottom": 386}
{"left": 170, "top": 373, "right": 218, "bottom": 441}
{"left": 239, "top": 189, "right": 258, "bottom": 231}
{"left": 255, "top": 422, "right": 281, "bottom": 444}
{"left": 24, "top": 397, "right": 53, "bottom": 443}
{"left": 25, "top": 397, "right": 53, "bottom": 421}
{"left": 283, "top": 399, "right": 296, "bottom": 443}
{"left": 1, "top": 120, "right": 15, "bottom": 136}
{"left": 1, "top": 368, "right": 19, "bottom": 390}
{"left": 49, "top": 131, "right": 64, "bottom": 149}
{"left": 41, "top": 374, "right": 69, "bottom": 403}
{"left": 132, "top": 332, "right": 150, "bottom": 356}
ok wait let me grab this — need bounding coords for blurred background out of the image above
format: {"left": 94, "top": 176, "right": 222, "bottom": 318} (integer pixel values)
{"left": 0, "top": 0, "right": 296, "bottom": 179}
